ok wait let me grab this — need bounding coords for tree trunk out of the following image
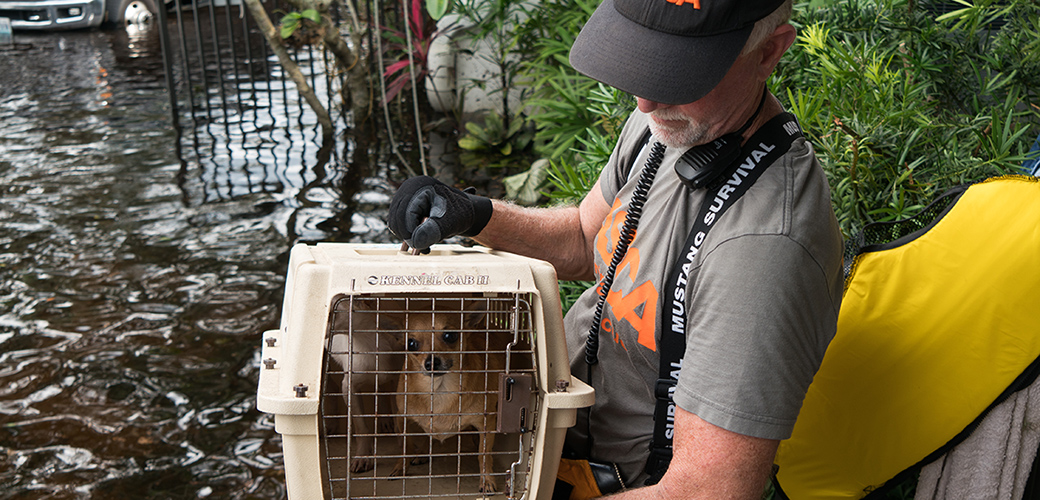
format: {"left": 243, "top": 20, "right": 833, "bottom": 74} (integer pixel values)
{"left": 242, "top": 0, "right": 335, "bottom": 141}
{"left": 284, "top": 0, "right": 372, "bottom": 126}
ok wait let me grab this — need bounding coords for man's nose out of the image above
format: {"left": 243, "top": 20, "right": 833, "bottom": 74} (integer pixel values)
{"left": 637, "top": 98, "right": 667, "bottom": 113}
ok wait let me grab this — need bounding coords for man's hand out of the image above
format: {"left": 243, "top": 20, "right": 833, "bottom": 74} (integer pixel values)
{"left": 387, "top": 176, "right": 493, "bottom": 251}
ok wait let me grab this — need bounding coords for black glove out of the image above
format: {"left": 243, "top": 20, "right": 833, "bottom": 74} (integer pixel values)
{"left": 387, "top": 176, "right": 493, "bottom": 250}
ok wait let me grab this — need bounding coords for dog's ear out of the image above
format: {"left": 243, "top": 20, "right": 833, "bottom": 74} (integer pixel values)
{"left": 463, "top": 300, "right": 489, "bottom": 330}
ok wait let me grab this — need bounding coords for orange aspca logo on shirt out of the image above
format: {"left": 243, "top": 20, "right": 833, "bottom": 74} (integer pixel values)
{"left": 665, "top": 0, "right": 700, "bottom": 7}
{"left": 595, "top": 198, "right": 660, "bottom": 352}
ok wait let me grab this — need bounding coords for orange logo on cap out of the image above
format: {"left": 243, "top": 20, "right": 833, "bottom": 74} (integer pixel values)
{"left": 666, "top": 0, "right": 700, "bottom": 6}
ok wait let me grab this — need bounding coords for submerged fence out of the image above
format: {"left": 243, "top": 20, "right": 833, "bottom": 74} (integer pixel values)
{"left": 151, "top": 0, "right": 406, "bottom": 243}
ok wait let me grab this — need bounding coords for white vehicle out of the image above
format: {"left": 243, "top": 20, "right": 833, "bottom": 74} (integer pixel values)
{"left": 0, "top": 0, "right": 158, "bottom": 31}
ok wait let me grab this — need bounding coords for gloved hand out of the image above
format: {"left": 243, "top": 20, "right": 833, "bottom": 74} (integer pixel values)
{"left": 387, "top": 176, "right": 493, "bottom": 251}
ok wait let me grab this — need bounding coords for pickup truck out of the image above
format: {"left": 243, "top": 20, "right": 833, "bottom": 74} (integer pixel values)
{"left": 0, "top": 0, "right": 158, "bottom": 30}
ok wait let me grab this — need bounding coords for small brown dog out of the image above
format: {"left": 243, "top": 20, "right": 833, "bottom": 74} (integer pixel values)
{"left": 390, "top": 299, "right": 505, "bottom": 494}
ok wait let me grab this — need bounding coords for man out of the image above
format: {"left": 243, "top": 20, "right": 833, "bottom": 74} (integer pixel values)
{"left": 387, "top": 0, "right": 844, "bottom": 497}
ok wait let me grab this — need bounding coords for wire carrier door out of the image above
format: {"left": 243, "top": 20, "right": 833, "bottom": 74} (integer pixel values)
{"left": 257, "top": 244, "right": 595, "bottom": 499}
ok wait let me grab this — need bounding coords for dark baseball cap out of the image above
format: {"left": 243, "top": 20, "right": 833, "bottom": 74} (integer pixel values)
{"left": 569, "top": 0, "right": 785, "bottom": 105}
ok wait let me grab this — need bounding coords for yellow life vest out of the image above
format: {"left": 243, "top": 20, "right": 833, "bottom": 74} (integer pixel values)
{"left": 773, "top": 175, "right": 1040, "bottom": 499}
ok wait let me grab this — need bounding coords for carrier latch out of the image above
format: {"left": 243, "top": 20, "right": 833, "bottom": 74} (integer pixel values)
{"left": 497, "top": 373, "right": 533, "bottom": 433}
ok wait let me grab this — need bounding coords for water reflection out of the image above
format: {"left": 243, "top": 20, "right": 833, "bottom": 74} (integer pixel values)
{"left": 0, "top": 15, "right": 398, "bottom": 498}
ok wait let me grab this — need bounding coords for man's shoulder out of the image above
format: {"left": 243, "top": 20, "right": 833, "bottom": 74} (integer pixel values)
{"left": 710, "top": 142, "right": 840, "bottom": 255}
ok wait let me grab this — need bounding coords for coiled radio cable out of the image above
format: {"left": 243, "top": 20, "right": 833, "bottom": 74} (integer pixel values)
{"left": 585, "top": 140, "right": 667, "bottom": 366}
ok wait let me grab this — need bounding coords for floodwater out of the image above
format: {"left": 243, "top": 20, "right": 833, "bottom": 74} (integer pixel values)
{"left": 0, "top": 19, "right": 399, "bottom": 499}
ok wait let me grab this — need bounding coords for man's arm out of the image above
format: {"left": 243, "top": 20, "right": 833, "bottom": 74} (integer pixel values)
{"left": 472, "top": 179, "right": 611, "bottom": 281}
{"left": 607, "top": 407, "right": 779, "bottom": 500}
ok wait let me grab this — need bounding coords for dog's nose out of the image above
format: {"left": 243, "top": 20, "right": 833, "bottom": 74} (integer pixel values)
{"left": 423, "top": 355, "right": 452, "bottom": 375}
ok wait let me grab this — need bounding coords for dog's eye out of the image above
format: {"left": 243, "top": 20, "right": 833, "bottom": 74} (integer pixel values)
{"left": 441, "top": 331, "right": 459, "bottom": 344}
{"left": 406, "top": 338, "right": 420, "bottom": 351}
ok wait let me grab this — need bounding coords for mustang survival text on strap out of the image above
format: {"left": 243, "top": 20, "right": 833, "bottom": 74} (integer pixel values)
{"left": 644, "top": 112, "right": 805, "bottom": 484}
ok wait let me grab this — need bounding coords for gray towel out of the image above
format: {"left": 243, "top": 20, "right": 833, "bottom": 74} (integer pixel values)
{"left": 915, "top": 377, "right": 1040, "bottom": 500}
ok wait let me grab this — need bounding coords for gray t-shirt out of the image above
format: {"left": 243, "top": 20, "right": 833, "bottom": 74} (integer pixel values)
{"left": 562, "top": 110, "right": 844, "bottom": 485}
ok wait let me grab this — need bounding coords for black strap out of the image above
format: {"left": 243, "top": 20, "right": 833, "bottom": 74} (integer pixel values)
{"left": 644, "top": 112, "right": 805, "bottom": 484}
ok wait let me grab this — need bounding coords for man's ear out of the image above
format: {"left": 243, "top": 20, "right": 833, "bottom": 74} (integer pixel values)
{"left": 756, "top": 23, "right": 797, "bottom": 81}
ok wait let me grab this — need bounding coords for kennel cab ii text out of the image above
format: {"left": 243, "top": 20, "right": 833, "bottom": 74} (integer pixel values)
{"left": 367, "top": 274, "right": 491, "bottom": 286}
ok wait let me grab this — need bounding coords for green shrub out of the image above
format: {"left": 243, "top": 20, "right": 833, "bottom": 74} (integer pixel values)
{"left": 776, "top": 0, "right": 1040, "bottom": 236}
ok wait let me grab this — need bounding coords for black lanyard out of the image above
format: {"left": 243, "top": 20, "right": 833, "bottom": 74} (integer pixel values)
{"left": 644, "top": 112, "right": 804, "bottom": 484}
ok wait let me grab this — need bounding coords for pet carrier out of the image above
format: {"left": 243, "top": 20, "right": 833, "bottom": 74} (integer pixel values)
{"left": 257, "top": 243, "right": 595, "bottom": 499}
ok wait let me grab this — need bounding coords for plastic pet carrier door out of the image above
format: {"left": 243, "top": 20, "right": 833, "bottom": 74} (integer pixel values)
{"left": 257, "top": 243, "right": 594, "bottom": 499}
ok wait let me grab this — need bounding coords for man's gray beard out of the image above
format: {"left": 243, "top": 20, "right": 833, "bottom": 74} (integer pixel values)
{"left": 647, "top": 114, "right": 712, "bottom": 149}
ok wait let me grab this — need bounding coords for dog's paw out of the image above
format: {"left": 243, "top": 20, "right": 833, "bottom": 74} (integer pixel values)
{"left": 349, "top": 457, "right": 374, "bottom": 473}
{"left": 478, "top": 477, "right": 498, "bottom": 495}
{"left": 388, "top": 461, "right": 406, "bottom": 479}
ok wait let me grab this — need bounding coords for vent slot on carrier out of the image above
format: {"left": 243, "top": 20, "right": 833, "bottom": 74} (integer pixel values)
{"left": 319, "top": 293, "right": 539, "bottom": 499}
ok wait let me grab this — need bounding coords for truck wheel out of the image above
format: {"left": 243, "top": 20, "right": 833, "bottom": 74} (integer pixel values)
{"left": 104, "top": 0, "right": 158, "bottom": 27}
